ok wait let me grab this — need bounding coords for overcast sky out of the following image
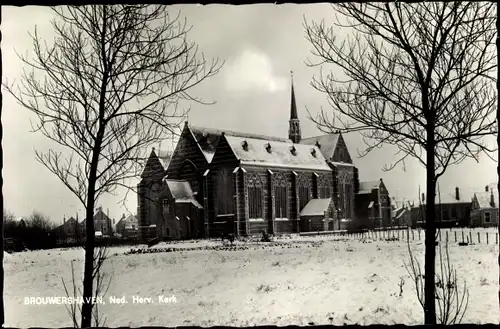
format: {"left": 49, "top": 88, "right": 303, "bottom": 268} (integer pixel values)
{"left": 2, "top": 4, "right": 497, "bottom": 224}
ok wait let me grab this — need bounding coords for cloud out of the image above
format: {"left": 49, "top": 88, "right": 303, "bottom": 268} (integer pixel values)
{"left": 223, "top": 49, "right": 288, "bottom": 94}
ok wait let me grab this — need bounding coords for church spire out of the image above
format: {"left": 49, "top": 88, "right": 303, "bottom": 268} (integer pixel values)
{"left": 288, "top": 71, "right": 301, "bottom": 143}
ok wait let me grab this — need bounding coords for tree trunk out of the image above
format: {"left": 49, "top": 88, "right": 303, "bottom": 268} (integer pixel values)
{"left": 425, "top": 133, "right": 437, "bottom": 324}
{"left": 81, "top": 176, "right": 98, "bottom": 328}
{"left": 81, "top": 133, "right": 105, "bottom": 328}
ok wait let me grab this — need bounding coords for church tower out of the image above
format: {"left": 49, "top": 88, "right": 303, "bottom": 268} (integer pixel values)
{"left": 288, "top": 71, "right": 301, "bottom": 144}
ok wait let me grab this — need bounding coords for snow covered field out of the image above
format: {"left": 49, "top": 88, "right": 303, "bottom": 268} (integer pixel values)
{"left": 4, "top": 231, "right": 499, "bottom": 327}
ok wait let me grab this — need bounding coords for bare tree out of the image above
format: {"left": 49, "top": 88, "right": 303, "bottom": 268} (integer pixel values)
{"left": 27, "top": 211, "right": 55, "bottom": 231}
{"left": 62, "top": 246, "right": 111, "bottom": 328}
{"left": 304, "top": 2, "right": 496, "bottom": 324}
{"left": 4, "top": 5, "right": 222, "bottom": 327}
{"left": 404, "top": 238, "right": 469, "bottom": 325}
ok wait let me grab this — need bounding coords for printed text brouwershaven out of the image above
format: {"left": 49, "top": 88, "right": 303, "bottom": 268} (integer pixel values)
{"left": 24, "top": 295, "right": 178, "bottom": 305}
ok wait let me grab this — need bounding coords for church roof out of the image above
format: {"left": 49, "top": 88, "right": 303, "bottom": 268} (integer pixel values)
{"left": 290, "top": 77, "right": 298, "bottom": 120}
{"left": 299, "top": 198, "right": 333, "bottom": 216}
{"left": 141, "top": 149, "right": 166, "bottom": 178}
{"left": 188, "top": 124, "right": 290, "bottom": 163}
{"left": 224, "top": 134, "right": 331, "bottom": 171}
{"left": 300, "top": 134, "right": 340, "bottom": 161}
{"left": 165, "top": 179, "right": 203, "bottom": 209}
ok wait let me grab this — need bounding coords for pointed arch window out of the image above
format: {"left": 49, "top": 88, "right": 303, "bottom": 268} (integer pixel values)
{"left": 248, "top": 173, "right": 264, "bottom": 219}
{"left": 274, "top": 172, "right": 289, "bottom": 219}
{"left": 297, "top": 174, "right": 311, "bottom": 211}
{"left": 338, "top": 170, "right": 352, "bottom": 219}
{"left": 318, "top": 174, "right": 332, "bottom": 199}
{"left": 215, "top": 169, "right": 234, "bottom": 215}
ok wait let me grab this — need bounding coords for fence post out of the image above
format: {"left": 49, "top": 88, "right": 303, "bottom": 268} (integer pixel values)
{"left": 478, "top": 232, "right": 480, "bottom": 244}
{"left": 446, "top": 231, "right": 448, "bottom": 243}
{"left": 469, "top": 231, "right": 472, "bottom": 244}
{"left": 412, "top": 230, "right": 415, "bottom": 241}
{"left": 454, "top": 231, "right": 457, "bottom": 243}
{"left": 462, "top": 230, "right": 465, "bottom": 243}
{"left": 496, "top": 233, "right": 498, "bottom": 245}
{"left": 487, "top": 232, "right": 489, "bottom": 244}
{"left": 418, "top": 230, "right": 421, "bottom": 240}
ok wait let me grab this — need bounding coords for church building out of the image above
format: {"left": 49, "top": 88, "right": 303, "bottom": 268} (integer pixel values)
{"left": 137, "top": 77, "right": 364, "bottom": 240}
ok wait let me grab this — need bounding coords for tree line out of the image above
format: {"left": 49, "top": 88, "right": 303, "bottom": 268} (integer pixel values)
{"left": 3, "top": 209, "right": 57, "bottom": 251}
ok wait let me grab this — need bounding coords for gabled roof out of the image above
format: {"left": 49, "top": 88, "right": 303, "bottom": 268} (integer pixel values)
{"left": 299, "top": 198, "right": 333, "bottom": 217}
{"left": 94, "top": 207, "right": 112, "bottom": 220}
{"left": 224, "top": 135, "right": 331, "bottom": 171}
{"left": 188, "top": 124, "right": 290, "bottom": 164}
{"left": 358, "top": 181, "right": 380, "bottom": 194}
{"left": 114, "top": 214, "right": 138, "bottom": 230}
{"left": 300, "top": 134, "right": 340, "bottom": 161}
{"left": 141, "top": 149, "right": 166, "bottom": 178}
{"left": 474, "top": 189, "right": 498, "bottom": 209}
{"left": 53, "top": 216, "right": 80, "bottom": 231}
{"left": 165, "top": 179, "right": 203, "bottom": 209}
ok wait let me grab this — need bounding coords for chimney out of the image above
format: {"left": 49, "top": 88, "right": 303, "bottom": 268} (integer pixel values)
{"left": 490, "top": 190, "right": 495, "bottom": 207}
{"left": 122, "top": 213, "right": 126, "bottom": 219}
{"left": 113, "top": 218, "right": 115, "bottom": 225}
{"left": 485, "top": 185, "right": 489, "bottom": 192}
{"left": 63, "top": 215, "right": 66, "bottom": 224}
{"left": 455, "top": 187, "right": 460, "bottom": 201}
{"left": 421, "top": 193, "right": 425, "bottom": 203}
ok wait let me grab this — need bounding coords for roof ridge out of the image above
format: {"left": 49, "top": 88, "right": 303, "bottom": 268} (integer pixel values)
{"left": 189, "top": 124, "right": 290, "bottom": 142}
{"left": 301, "top": 133, "right": 339, "bottom": 140}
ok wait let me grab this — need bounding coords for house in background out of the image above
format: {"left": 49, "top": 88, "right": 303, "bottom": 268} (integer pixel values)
{"left": 114, "top": 214, "right": 139, "bottom": 238}
{"left": 411, "top": 187, "right": 472, "bottom": 228}
{"left": 51, "top": 216, "right": 84, "bottom": 244}
{"left": 471, "top": 184, "right": 499, "bottom": 227}
{"left": 391, "top": 199, "right": 412, "bottom": 227}
{"left": 354, "top": 179, "right": 391, "bottom": 229}
{"left": 80, "top": 206, "right": 114, "bottom": 237}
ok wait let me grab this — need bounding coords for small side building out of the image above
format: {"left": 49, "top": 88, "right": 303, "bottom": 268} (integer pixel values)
{"left": 162, "top": 179, "right": 204, "bottom": 240}
{"left": 299, "top": 198, "right": 336, "bottom": 232}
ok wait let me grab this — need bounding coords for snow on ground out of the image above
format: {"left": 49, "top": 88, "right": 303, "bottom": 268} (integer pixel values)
{"left": 4, "top": 232, "right": 499, "bottom": 327}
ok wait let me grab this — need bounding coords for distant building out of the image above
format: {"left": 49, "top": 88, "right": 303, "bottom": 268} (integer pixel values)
{"left": 114, "top": 214, "right": 139, "bottom": 238}
{"left": 471, "top": 184, "right": 498, "bottom": 227}
{"left": 80, "top": 207, "right": 114, "bottom": 237}
{"left": 355, "top": 179, "right": 391, "bottom": 229}
{"left": 391, "top": 199, "right": 412, "bottom": 227}
{"left": 411, "top": 187, "right": 472, "bottom": 228}
{"left": 51, "top": 216, "right": 84, "bottom": 244}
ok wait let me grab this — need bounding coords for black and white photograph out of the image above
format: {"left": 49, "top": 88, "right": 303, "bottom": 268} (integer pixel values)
{"left": 1, "top": 2, "right": 498, "bottom": 327}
